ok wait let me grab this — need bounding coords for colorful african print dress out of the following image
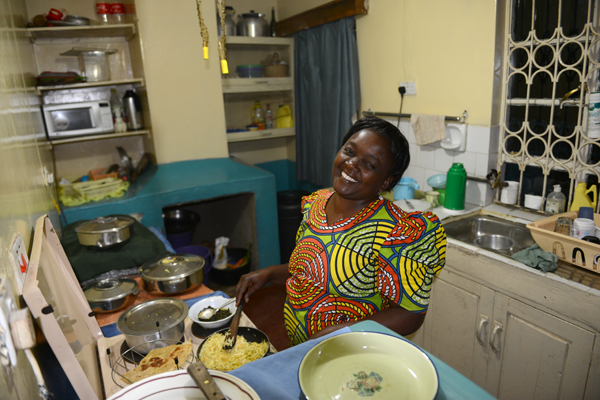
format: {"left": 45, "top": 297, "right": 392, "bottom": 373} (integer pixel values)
{"left": 283, "top": 189, "right": 446, "bottom": 345}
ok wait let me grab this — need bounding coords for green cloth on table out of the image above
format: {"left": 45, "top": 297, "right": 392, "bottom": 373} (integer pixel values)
{"left": 61, "top": 215, "right": 173, "bottom": 283}
{"left": 511, "top": 244, "right": 558, "bottom": 272}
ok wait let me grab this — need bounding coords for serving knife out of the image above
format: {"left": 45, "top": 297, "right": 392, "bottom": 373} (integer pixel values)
{"left": 223, "top": 296, "right": 245, "bottom": 350}
{"left": 187, "top": 360, "right": 226, "bottom": 400}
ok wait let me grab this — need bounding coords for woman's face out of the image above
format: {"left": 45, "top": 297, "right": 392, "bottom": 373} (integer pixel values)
{"left": 332, "top": 129, "right": 394, "bottom": 201}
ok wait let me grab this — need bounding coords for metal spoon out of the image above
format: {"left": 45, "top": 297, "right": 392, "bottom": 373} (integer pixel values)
{"left": 197, "top": 297, "right": 236, "bottom": 321}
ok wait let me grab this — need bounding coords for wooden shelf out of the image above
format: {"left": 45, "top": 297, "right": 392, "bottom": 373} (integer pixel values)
{"left": 36, "top": 78, "right": 144, "bottom": 95}
{"left": 222, "top": 77, "right": 293, "bottom": 94}
{"left": 226, "top": 36, "right": 293, "bottom": 46}
{"left": 27, "top": 24, "right": 136, "bottom": 41}
{"left": 49, "top": 129, "right": 151, "bottom": 147}
{"left": 226, "top": 127, "right": 295, "bottom": 143}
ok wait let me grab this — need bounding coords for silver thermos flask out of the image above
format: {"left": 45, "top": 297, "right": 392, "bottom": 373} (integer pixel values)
{"left": 123, "top": 89, "right": 144, "bottom": 130}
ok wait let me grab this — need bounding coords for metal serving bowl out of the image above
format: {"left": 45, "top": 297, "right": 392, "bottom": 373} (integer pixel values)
{"left": 139, "top": 254, "right": 205, "bottom": 294}
{"left": 116, "top": 298, "right": 188, "bottom": 354}
{"left": 75, "top": 215, "right": 134, "bottom": 248}
{"left": 83, "top": 277, "right": 139, "bottom": 313}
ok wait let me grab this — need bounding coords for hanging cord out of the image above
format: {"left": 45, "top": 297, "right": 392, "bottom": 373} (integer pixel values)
{"left": 397, "top": 86, "right": 406, "bottom": 128}
{"left": 195, "top": 0, "right": 209, "bottom": 59}
{"left": 216, "top": 0, "right": 229, "bottom": 74}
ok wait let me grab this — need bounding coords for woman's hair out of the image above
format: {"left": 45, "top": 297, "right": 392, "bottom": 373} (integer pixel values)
{"left": 341, "top": 116, "right": 410, "bottom": 191}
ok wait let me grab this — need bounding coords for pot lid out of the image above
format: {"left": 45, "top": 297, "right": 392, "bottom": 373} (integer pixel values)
{"left": 116, "top": 298, "right": 188, "bottom": 336}
{"left": 139, "top": 254, "right": 205, "bottom": 281}
{"left": 60, "top": 47, "right": 118, "bottom": 56}
{"left": 83, "top": 278, "right": 138, "bottom": 303}
{"left": 75, "top": 215, "right": 134, "bottom": 234}
{"left": 240, "top": 11, "right": 265, "bottom": 18}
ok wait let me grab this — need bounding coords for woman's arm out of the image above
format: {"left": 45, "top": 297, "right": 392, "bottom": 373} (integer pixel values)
{"left": 234, "top": 263, "right": 290, "bottom": 306}
{"left": 308, "top": 302, "right": 425, "bottom": 339}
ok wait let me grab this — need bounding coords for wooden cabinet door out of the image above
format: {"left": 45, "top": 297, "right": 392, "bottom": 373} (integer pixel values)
{"left": 423, "top": 269, "right": 494, "bottom": 388}
{"left": 486, "top": 294, "right": 595, "bottom": 400}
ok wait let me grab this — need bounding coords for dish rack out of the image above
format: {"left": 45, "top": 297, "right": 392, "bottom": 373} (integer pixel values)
{"left": 58, "top": 176, "right": 129, "bottom": 206}
{"left": 110, "top": 339, "right": 196, "bottom": 388}
{"left": 527, "top": 211, "right": 600, "bottom": 274}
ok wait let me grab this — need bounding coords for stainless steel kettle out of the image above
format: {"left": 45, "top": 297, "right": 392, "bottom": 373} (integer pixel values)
{"left": 217, "top": 6, "right": 236, "bottom": 36}
{"left": 236, "top": 10, "right": 268, "bottom": 37}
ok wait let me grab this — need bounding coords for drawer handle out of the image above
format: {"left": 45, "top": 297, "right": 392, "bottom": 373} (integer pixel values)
{"left": 259, "top": 131, "right": 273, "bottom": 137}
{"left": 490, "top": 321, "right": 503, "bottom": 353}
{"left": 254, "top": 80, "right": 268, "bottom": 84}
{"left": 476, "top": 314, "right": 489, "bottom": 345}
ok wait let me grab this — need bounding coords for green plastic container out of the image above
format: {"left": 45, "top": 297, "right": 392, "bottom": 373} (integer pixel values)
{"left": 444, "top": 163, "right": 466, "bottom": 210}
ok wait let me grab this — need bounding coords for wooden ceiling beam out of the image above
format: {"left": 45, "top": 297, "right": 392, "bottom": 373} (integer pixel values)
{"left": 275, "top": 0, "right": 369, "bottom": 37}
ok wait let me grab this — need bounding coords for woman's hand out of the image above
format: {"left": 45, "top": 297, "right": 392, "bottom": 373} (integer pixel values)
{"left": 234, "top": 263, "right": 290, "bottom": 305}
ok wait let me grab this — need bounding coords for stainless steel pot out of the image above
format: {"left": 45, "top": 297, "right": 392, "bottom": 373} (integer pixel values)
{"left": 83, "top": 278, "right": 138, "bottom": 312}
{"left": 139, "top": 254, "right": 205, "bottom": 294}
{"left": 116, "top": 298, "right": 188, "bottom": 354}
{"left": 75, "top": 215, "right": 134, "bottom": 248}
{"left": 217, "top": 6, "right": 236, "bottom": 36}
{"left": 236, "top": 11, "right": 268, "bottom": 37}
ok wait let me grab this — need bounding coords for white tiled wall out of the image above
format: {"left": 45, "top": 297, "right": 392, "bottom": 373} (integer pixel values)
{"left": 389, "top": 118, "right": 500, "bottom": 207}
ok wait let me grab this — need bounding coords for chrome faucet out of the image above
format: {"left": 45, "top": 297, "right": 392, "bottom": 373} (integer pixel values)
{"left": 467, "top": 170, "right": 508, "bottom": 188}
{"left": 485, "top": 169, "right": 507, "bottom": 188}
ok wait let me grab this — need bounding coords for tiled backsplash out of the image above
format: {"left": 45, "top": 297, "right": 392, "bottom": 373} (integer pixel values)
{"left": 388, "top": 118, "right": 499, "bottom": 207}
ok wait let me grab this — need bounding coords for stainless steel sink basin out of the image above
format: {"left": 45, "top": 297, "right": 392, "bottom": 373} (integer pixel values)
{"left": 443, "top": 214, "right": 535, "bottom": 256}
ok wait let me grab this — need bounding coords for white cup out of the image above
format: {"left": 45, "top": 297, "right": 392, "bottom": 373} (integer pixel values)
{"left": 524, "top": 194, "right": 544, "bottom": 210}
{"left": 572, "top": 218, "right": 597, "bottom": 239}
{"left": 500, "top": 187, "right": 518, "bottom": 204}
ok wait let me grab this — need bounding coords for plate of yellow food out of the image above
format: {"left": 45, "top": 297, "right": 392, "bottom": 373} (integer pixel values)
{"left": 197, "top": 326, "right": 270, "bottom": 371}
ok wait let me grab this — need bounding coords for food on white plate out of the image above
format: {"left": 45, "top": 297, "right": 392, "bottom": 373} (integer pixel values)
{"left": 198, "top": 306, "right": 232, "bottom": 321}
{"left": 121, "top": 341, "right": 192, "bottom": 384}
{"left": 199, "top": 332, "right": 268, "bottom": 371}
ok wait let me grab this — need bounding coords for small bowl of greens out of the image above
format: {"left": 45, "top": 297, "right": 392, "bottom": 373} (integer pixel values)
{"left": 189, "top": 295, "right": 236, "bottom": 329}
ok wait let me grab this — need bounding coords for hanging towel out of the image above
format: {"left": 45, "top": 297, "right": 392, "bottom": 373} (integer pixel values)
{"left": 411, "top": 114, "right": 447, "bottom": 145}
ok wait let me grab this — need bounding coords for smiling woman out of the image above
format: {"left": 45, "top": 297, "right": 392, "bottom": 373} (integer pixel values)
{"left": 236, "top": 116, "right": 447, "bottom": 346}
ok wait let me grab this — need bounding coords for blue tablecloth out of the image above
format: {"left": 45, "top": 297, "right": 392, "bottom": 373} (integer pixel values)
{"left": 229, "top": 320, "right": 495, "bottom": 400}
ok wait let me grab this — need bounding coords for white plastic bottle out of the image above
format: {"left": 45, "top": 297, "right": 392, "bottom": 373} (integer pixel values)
{"left": 545, "top": 184, "right": 566, "bottom": 214}
{"left": 265, "top": 103, "right": 273, "bottom": 129}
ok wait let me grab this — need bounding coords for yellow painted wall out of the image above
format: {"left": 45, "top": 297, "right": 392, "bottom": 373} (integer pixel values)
{"left": 0, "top": 0, "right": 58, "bottom": 398}
{"left": 135, "top": 1, "right": 229, "bottom": 164}
{"left": 278, "top": 0, "right": 498, "bottom": 127}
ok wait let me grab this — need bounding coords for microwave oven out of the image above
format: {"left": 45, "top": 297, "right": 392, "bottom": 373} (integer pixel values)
{"left": 42, "top": 100, "right": 114, "bottom": 139}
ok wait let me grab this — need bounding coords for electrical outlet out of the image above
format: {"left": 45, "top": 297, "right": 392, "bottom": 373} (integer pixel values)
{"left": 399, "top": 81, "right": 417, "bottom": 95}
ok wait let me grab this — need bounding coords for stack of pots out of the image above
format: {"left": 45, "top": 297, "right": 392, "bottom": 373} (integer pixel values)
{"left": 162, "top": 209, "right": 200, "bottom": 250}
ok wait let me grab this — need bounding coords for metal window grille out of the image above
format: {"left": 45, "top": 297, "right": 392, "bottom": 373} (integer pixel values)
{"left": 499, "top": 0, "right": 600, "bottom": 211}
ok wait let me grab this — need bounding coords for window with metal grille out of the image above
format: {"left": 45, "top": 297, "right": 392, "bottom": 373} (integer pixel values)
{"left": 499, "top": 0, "right": 600, "bottom": 211}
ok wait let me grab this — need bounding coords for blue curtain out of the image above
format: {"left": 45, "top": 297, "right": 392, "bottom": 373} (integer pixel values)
{"left": 294, "top": 17, "right": 361, "bottom": 188}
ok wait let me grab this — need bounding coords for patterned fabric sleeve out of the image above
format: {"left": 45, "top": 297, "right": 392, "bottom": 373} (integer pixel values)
{"left": 377, "top": 210, "right": 446, "bottom": 313}
{"left": 294, "top": 189, "right": 330, "bottom": 244}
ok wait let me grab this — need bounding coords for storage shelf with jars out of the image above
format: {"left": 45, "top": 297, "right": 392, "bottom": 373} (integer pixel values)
{"left": 48, "top": 129, "right": 151, "bottom": 148}
{"left": 222, "top": 36, "right": 294, "bottom": 143}
{"left": 26, "top": 23, "right": 137, "bottom": 41}
{"left": 35, "top": 77, "right": 144, "bottom": 95}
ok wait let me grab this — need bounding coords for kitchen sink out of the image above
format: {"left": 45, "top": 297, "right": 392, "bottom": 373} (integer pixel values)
{"left": 443, "top": 213, "right": 535, "bottom": 256}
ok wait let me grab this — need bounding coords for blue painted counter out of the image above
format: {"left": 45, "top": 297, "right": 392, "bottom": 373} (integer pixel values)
{"left": 62, "top": 158, "right": 280, "bottom": 269}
